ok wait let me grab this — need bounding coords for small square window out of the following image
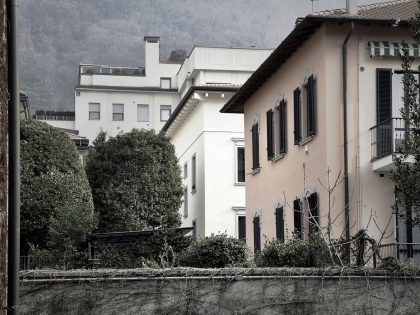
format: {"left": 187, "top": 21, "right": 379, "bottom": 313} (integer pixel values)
{"left": 160, "top": 78, "right": 171, "bottom": 89}
{"left": 89, "top": 103, "right": 100, "bottom": 120}
{"left": 113, "top": 103, "right": 124, "bottom": 121}
{"left": 160, "top": 105, "right": 172, "bottom": 121}
{"left": 137, "top": 104, "right": 149, "bottom": 122}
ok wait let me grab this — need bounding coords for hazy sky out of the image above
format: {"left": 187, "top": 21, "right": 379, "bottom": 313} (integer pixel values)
{"left": 19, "top": 0, "right": 392, "bottom": 111}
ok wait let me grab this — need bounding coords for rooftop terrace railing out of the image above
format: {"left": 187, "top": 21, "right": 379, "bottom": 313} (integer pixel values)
{"left": 80, "top": 64, "right": 145, "bottom": 76}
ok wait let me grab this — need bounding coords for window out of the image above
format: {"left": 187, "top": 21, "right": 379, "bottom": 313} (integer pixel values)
{"left": 191, "top": 154, "right": 196, "bottom": 192}
{"left": 266, "top": 109, "right": 274, "bottom": 160}
{"left": 238, "top": 216, "right": 246, "bottom": 240}
{"left": 236, "top": 146, "right": 245, "bottom": 183}
{"left": 89, "top": 103, "right": 100, "bottom": 120}
{"left": 192, "top": 220, "right": 197, "bottom": 240}
{"left": 183, "top": 187, "right": 188, "bottom": 218}
{"left": 112, "top": 103, "right": 124, "bottom": 121}
{"left": 160, "top": 78, "right": 171, "bottom": 89}
{"left": 293, "top": 199, "right": 302, "bottom": 239}
{"left": 275, "top": 206, "right": 284, "bottom": 240}
{"left": 183, "top": 162, "right": 188, "bottom": 179}
{"left": 294, "top": 74, "right": 316, "bottom": 144}
{"left": 160, "top": 105, "right": 172, "bottom": 121}
{"left": 277, "top": 100, "right": 287, "bottom": 154}
{"left": 253, "top": 215, "right": 261, "bottom": 252}
{"left": 137, "top": 104, "right": 149, "bottom": 122}
{"left": 251, "top": 122, "right": 260, "bottom": 170}
{"left": 307, "top": 193, "right": 319, "bottom": 236}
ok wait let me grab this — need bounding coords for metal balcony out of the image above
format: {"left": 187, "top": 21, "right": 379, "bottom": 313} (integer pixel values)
{"left": 377, "top": 243, "right": 420, "bottom": 262}
{"left": 370, "top": 118, "right": 407, "bottom": 172}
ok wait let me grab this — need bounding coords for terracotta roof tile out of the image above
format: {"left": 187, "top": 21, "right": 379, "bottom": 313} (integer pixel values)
{"left": 311, "top": 0, "right": 417, "bottom": 20}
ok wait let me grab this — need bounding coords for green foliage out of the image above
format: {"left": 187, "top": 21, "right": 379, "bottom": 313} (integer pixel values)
{"left": 85, "top": 129, "right": 183, "bottom": 232}
{"left": 179, "top": 234, "right": 248, "bottom": 268}
{"left": 99, "top": 231, "right": 192, "bottom": 268}
{"left": 256, "top": 234, "right": 331, "bottom": 267}
{"left": 394, "top": 1, "right": 420, "bottom": 225}
{"left": 21, "top": 120, "right": 96, "bottom": 258}
{"left": 168, "top": 49, "right": 187, "bottom": 63}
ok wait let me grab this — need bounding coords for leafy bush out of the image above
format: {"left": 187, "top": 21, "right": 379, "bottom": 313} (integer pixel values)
{"left": 85, "top": 129, "right": 183, "bottom": 232}
{"left": 256, "top": 234, "right": 331, "bottom": 267}
{"left": 21, "top": 120, "right": 96, "bottom": 266}
{"left": 99, "top": 231, "right": 192, "bottom": 269}
{"left": 179, "top": 234, "right": 248, "bottom": 268}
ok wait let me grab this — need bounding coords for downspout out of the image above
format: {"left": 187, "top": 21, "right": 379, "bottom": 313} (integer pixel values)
{"left": 7, "top": 0, "right": 20, "bottom": 313}
{"left": 342, "top": 22, "right": 354, "bottom": 243}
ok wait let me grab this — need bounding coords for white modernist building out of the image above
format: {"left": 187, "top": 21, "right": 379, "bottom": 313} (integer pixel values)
{"left": 162, "top": 46, "right": 272, "bottom": 239}
{"left": 73, "top": 36, "right": 181, "bottom": 141}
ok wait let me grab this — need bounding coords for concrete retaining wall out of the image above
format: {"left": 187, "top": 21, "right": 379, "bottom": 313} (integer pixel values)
{"left": 20, "top": 268, "right": 420, "bottom": 314}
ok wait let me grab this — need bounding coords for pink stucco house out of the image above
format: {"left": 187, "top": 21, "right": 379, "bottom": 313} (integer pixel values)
{"left": 221, "top": 0, "right": 420, "bottom": 261}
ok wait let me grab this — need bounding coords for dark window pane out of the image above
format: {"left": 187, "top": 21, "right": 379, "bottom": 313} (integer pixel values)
{"left": 238, "top": 216, "right": 246, "bottom": 240}
{"left": 237, "top": 147, "right": 245, "bottom": 182}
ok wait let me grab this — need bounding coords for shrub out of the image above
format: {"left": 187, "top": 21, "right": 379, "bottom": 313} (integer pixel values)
{"left": 256, "top": 233, "right": 332, "bottom": 267}
{"left": 99, "top": 231, "right": 192, "bottom": 269}
{"left": 85, "top": 129, "right": 183, "bottom": 232}
{"left": 179, "top": 234, "right": 248, "bottom": 268}
{"left": 20, "top": 120, "right": 96, "bottom": 264}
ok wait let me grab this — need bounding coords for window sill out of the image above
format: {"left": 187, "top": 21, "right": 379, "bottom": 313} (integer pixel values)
{"left": 251, "top": 167, "right": 261, "bottom": 175}
{"left": 271, "top": 153, "right": 285, "bottom": 162}
{"left": 88, "top": 118, "right": 100, "bottom": 120}
{"left": 234, "top": 182, "right": 245, "bottom": 186}
{"left": 298, "top": 136, "right": 313, "bottom": 146}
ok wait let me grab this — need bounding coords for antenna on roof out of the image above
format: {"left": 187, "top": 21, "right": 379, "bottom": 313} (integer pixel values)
{"left": 310, "top": 0, "right": 320, "bottom": 13}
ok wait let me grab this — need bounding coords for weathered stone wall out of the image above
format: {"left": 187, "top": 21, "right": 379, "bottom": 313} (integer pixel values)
{"left": 20, "top": 268, "right": 420, "bottom": 314}
{"left": 0, "top": 0, "right": 7, "bottom": 312}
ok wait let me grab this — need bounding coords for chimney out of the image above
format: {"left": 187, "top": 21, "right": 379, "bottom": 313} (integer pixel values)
{"left": 144, "top": 36, "right": 160, "bottom": 70}
{"left": 346, "top": 0, "right": 358, "bottom": 15}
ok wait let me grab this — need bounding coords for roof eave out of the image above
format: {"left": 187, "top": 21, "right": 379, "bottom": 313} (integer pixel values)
{"left": 220, "top": 16, "right": 410, "bottom": 114}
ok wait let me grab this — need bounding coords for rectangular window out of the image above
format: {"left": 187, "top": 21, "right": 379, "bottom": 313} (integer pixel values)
{"left": 251, "top": 122, "right": 260, "bottom": 170}
{"left": 376, "top": 68, "right": 392, "bottom": 124}
{"left": 89, "top": 103, "right": 100, "bottom": 120}
{"left": 275, "top": 207, "right": 284, "bottom": 240}
{"left": 308, "top": 193, "right": 319, "bottom": 236}
{"left": 183, "top": 187, "right": 188, "bottom": 218}
{"left": 253, "top": 215, "right": 261, "bottom": 252}
{"left": 160, "top": 78, "right": 171, "bottom": 89}
{"left": 278, "top": 100, "right": 287, "bottom": 154}
{"left": 112, "top": 103, "right": 124, "bottom": 121}
{"left": 293, "top": 88, "right": 301, "bottom": 144}
{"left": 236, "top": 146, "right": 245, "bottom": 183}
{"left": 191, "top": 154, "right": 196, "bottom": 192}
{"left": 160, "top": 105, "right": 172, "bottom": 121}
{"left": 183, "top": 162, "right": 188, "bottom": 179}
{"left": 192, "top": 220, "right": 197, "bottom": 240}
{"left": 266, "top": 110, "right": 274, "bottom": 160}
{"left": 137, "top": 104, "right": 149, "bottom": 122}
{"left": 293, "top": 199, "right": 302, "bottom": 239}
{"left": 238, "top": 216, "right": 246, "bottom": 240}
{"left": 294, "top": 75, "right": 316, "bottom": 144}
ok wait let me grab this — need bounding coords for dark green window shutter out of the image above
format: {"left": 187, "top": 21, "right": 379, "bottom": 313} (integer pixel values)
{"left": 293, "top": 199, "right": 302, "bottom": 239}
{"left": 308, "top": 193, "right": 319, "bottom": 236}
{"left": 253, "top": 215, "right": 261, "bottom": 252}
{"left": 376, "top": 69, "right": 392, "bottom": 123}
{"left": 275, "top": 207, "right": 284, "bottom": 240}
{"left": 279, "top": 100, "right": 287, "bottom": 154}
{"left": 293, "top": 88, "right": 301, "bottom": 144}
{"left": 307, "top": 75, "right": 316, "bottom": 136}
{"left": 266, "top": 110, "right": 274, "bottom": 160}
{"left": 252, "top": 123, "right": 260, "bottom": 170}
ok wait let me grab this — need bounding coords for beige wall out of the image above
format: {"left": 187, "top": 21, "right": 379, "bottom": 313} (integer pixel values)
{"left": 243, "top": 21, "right": 417, "bottom": 252}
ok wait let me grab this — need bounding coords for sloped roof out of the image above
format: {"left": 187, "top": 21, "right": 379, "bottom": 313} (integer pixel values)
{"left": 221, "top": 0, "right": 417, "bottom": 114}
{"left": 311, "top": 0, "right": 415, "bottom": 20}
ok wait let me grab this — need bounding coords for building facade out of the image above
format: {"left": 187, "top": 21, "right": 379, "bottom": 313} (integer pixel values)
{"left": 221, "top": 0, "right": 420, "bottom": 260}
{"left": 163, "top": 46, "right": 272, "bottom": 239}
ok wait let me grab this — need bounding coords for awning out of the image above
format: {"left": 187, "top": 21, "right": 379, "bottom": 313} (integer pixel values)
{"left": 368, "top": 41, "right": 420, "bottom": 57}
